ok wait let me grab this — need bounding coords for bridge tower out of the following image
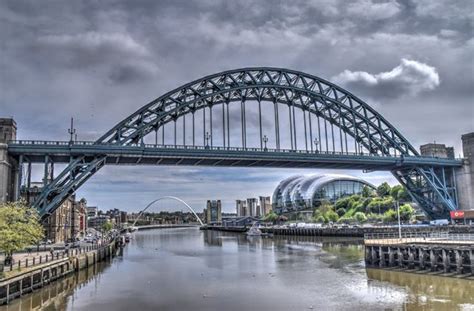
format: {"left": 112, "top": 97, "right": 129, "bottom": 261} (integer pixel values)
{"left": 0, "top": 118, "right": 17, "bottom": 203}
{"left": 456, "top": 132, "right": 474, "bottom": 210}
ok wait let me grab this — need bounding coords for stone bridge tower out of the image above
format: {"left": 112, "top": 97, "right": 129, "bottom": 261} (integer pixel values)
{"left": 456, "top": 132, "right": 474, "bottom": 210}
{"left": 0, "top": 118, "right": 17, "bottom": 203}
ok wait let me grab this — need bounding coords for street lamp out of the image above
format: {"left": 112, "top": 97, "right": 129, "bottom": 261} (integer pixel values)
{"left": 262, "top": 135, "right": 268, "bottom": 151}
{"left": 396, "top": 200, "right": 401, "bottom": 240}
{"left": 313, "top": 139, "right": 319, "bottom": 153}
{"left": 205, "top": 132, "right": 211, "bottom": 148}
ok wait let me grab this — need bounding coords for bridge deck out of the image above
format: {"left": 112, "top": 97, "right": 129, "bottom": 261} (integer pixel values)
{"left": 7, "top": 140, "right": 462, "bottom": 170}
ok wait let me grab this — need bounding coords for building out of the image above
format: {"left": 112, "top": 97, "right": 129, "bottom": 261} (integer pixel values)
{"left": 0, "top": 118, "right": 17, "bottom": 203}
{"left": 246, "top": 198, "right": 258, "bottom": 216}
{"left": 87, "top": 215, "right": 111, "bottom": 231}
{"left": 222, "top": 216, "right": 261, "bottom": 227}
{"left": 204, "top": 200, "right": 222, "bottom": 224}
{"left": 272, "top": 174, "right": 375, "bottom": 214}
{"left": 44, "top": 196, "right": 74, "bottom": 243}
{"left": 258, "top": 196, "right": 272, "bottom": 216}
{"left": 72, "top": 198, "right": 88, "bottom": 238}
{"left": 87, "top": 206, "right": 98, "bottom": 218}
{"left": 450, "top": 210, "right": 474, "bottom": 225}
{"left": 236, "top": 199, "right": 247, "bottom": 217}
{"left": 420, "top": 143, "right": 455, "bottom": 159}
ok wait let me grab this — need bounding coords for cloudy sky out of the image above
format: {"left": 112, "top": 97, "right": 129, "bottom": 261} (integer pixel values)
{"left": 1, "top": 0, "right": 473, "bottom": 213}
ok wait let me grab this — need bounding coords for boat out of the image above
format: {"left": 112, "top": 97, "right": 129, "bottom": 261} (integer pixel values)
{"left": 246, "top": 223, "right": 263, "bottom": 236}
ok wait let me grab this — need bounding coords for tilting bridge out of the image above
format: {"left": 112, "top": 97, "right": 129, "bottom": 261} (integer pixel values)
{"left": 7, "top": 68, "right": 462, "bottom": 219}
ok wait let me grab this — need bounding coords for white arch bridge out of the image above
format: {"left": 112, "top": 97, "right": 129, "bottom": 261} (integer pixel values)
{"left": 132, "top": 196, "right": 204, "bottom": 227}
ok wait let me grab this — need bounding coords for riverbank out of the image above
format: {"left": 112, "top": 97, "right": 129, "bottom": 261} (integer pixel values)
{"left": 0, "top": 239, "right": 119, "bottom": 305}
{"left": 202, "top": 224, "right": 474, "bottom": 237}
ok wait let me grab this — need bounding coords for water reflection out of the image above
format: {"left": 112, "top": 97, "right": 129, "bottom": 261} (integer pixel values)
{"left": 1, "top": 229, "right": 472, "bottom": 311}
{"left": 0, "top": 261, "right": 112, "bottom": 311}
{"left": 367, "top": 268, "right": 474, "bottom": 310}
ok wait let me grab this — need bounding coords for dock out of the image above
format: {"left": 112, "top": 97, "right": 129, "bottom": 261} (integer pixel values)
{"left": 364, "top": 232, "right": 474, "bottom": 278}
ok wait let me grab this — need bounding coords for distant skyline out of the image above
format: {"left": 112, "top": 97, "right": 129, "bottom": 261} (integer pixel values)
{"left": 1, "top": 0, "right": 473, "bottom": 212}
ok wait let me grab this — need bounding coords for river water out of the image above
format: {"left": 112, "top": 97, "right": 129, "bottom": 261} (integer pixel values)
{"left": 1, "top": 228, "right": 473, "bottom": 311}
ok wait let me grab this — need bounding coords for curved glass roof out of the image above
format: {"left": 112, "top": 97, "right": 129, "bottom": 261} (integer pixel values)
{"left": 272, "top": 174, "right": 375, "bottom": 213}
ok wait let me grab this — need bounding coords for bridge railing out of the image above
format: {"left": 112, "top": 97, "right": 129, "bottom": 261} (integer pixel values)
{"left": 7, "top": 140, "right": 465, "bottom": 161}
{"left": 7, "top": 140, "right": 398, "bottom": 158}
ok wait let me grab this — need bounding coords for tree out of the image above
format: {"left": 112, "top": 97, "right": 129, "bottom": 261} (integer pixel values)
{"left": 376, "top": 182, "right": 391, "bottom": 197}
{"left": 383, "top": 209, "right": 397, "bottom": 223}
{"left": 354, "top": 212, "right": 368, "bottom": 223}
{"left": 0, "top": 201, "right": 44, "bottom": 264}
{"left": 102, "top": 221, "right": 113, "bottom": 233}
{"left": 362, "top": 185, "right": 374, "bottom": 198}
{"left": 263, "top": 211, "right": 279, "bottom": 223}
{"left": 399, "top": 204, "right": 415, "bottom": 222}
{"left": 325, "top": 210, "right": 339, "bottom": 223}
{"left": 336, "top": 208, "right": 346, "bottom": 217}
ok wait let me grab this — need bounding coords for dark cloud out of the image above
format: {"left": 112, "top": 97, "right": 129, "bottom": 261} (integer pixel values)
{"left": 0, "top": 0, "right": 472, "bottom": 211}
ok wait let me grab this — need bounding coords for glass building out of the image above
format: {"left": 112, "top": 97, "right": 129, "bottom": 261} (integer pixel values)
{"left": 272, "top": 174, "right": 375, "bottom": 214}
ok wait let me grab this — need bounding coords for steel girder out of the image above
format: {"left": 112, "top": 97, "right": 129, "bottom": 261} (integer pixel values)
{"left": 29, "top": 67, "right": 458, "bottom": 218}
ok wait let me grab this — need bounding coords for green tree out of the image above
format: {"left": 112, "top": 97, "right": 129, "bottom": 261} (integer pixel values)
{"left": 325, "top": 210, "right": 339, "bottom": 223}
{"left": 0, "top": 201, "right": 44, "bottom": 264}
{"left": 336, "top": 208, "right": 346, "bottom": 217}
{"left": 376, "top": 182, "right": 391, "bottom": 197}
{"left": 399, "top": 204, "right": 415, "bottom": 222}
{"left": 383, "top": 209, "right": 397, "bottom": 223}
{"left": 313, "top": 215, "right": 326, "bottom": 223}
{"left": 354, "top": 212, "right": 368, "bottom": 223}
{"left": 362, "top": 185, "right": 374, "bottom": 198}
{"left": 263, "top": 211, "right": 279, "bottom": 223}
{"left": 102, "top": 221, "right": 113, "bottom": 233}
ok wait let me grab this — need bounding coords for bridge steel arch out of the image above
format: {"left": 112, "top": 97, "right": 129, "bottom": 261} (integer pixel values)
{"left": 27, "top": 67, "right": 458, "bottom": 219}
{"left": 131, "top": 196, "right": 204, "bottom": 227}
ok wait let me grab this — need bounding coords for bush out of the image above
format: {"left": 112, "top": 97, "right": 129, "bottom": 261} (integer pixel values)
{"left": 354, "top": 212, "right": 368, "bottom": 223}
{"left": 325, "top": 210, "right": 339, "bottom": 223}
{"left": 399, "top": 203, "right": 415, "bottom": 222}
{"left": 313, "top": 215, "right": 326, "bottom": 223}
{"left": 336, "top": 208, "right": 346, "bottom": 217}
{"left": 377, "top": 182, "right": 391, "bottom": 197}
{"left": 337, "top": 215, "right": 354, "bottom": 223}
{"left": 383, "top": 209, "right": 397, "bottom": 222}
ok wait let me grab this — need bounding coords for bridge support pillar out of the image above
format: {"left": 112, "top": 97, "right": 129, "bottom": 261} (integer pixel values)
{"left": 456, "top": 132, "right": 474, "bottom": 213}
{"left": 0, "top": 144, "right": 16, "bottom": 204}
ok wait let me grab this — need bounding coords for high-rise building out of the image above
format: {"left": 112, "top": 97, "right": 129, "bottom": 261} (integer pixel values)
{"left": 258, "top": 196, "right": 272, "bottom": 216}
{"left": 236, "top": 199, "right": 247, "bottom": 217}
{"left": 205, "top": 200, "right": 222, "bottom": 224}
{"left": 246, "top": 198, "right": 258, "bottom": 217}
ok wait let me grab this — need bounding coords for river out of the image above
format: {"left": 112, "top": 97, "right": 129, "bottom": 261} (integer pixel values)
{"left": 1, "top": 228, "right": 473, "bottom": 310}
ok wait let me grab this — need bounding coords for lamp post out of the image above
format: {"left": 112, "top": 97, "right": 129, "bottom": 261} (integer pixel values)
{"left": 313, "top": 139, "right": 319, "bottom": 153}
{"left": 396, "top": 200, "right": 401, "bottom": 240}
{"left": 205, "top": 132, "right": 211, "bottom": 148}
{"left": 262, "top": 135, "right": 268, "bottom": 151}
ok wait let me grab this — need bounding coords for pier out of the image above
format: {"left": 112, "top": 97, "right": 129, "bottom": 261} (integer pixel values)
{"left": 364, "top": 232, "right": 474, "bottom": 278}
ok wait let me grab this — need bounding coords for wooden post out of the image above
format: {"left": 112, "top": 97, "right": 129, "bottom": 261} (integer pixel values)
{"left": 430, "top": 249, "right": 436, "bottom": 271}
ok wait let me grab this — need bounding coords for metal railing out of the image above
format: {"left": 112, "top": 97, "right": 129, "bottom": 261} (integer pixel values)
{"left": 364, "top": 232, "right": 474, "bottom": 245}
{"left": 1, "top": 238, "right": 115, "bottom": 273}
{"left": 8, "top": 139, "right": 456, "bottom": 159}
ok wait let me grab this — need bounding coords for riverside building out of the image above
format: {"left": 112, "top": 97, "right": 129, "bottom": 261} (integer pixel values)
{"left": 272, "top": 174, "right": 375, "bottom": 215}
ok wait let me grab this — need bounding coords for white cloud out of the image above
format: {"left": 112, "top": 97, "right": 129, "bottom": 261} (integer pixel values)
{"left": 332, "top": 58, "right": 440, "bottom": 99}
